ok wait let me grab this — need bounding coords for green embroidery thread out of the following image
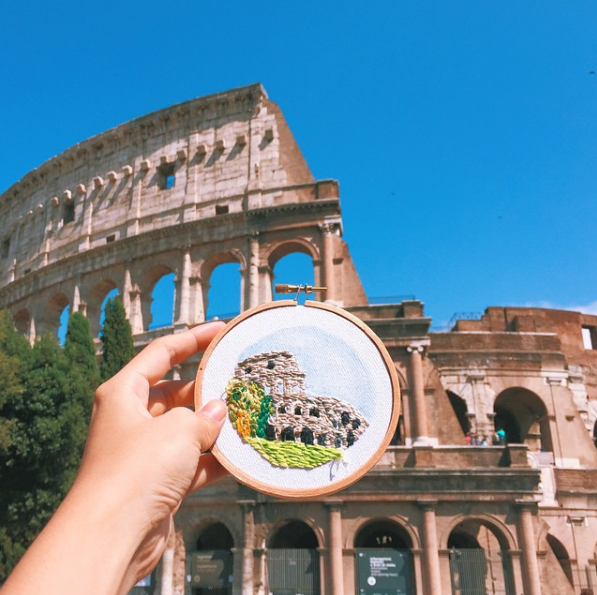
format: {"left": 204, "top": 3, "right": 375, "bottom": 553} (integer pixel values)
{"left": 225, "top": 351, "right": 369, "bottom": 469}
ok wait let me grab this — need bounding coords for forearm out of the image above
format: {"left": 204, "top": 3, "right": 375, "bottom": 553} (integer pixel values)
{"left": 2, "top": 480, "right": 145, "bottom": 595}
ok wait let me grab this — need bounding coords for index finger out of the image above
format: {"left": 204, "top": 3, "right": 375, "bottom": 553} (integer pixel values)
{"left": 115, "top": 321, "right": 225, "bottom": 388}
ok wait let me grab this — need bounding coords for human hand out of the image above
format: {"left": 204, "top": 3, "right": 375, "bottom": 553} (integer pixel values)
{"left": 72, "top": 321, "right": 229, "bottom": 592}
{"left": 2, "top": 322, "right": 229, "bottom": 595}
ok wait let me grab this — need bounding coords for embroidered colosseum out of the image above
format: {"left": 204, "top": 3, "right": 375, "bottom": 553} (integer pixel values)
{"left": 233, "top": 351, "right": 368, "bottom": 448}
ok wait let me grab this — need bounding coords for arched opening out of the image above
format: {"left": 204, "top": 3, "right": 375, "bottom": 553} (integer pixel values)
{"left": 354, "top": 520, "right": 415, "bottom": 594}
{"left": 271, "top": 252, "right": 315, "bottom": 301}
{"left": 46, "top": 293, "right": 70, "bottom": 344}
{"left": 58, "top": 304, "right": 70, "bottom": 345}
{"left": 88, "top": 279, "right": 118, "bottom": 337}
{"left": 447, "top": 390, "right": 471, "bottom": 437}
{"left": 149, "top": 272, "right": 175, "bottom": 330}
{"left": 593, "top": 420, "right": 597, "bottom": 450}
{"left": 206, "top": 262, "right": 241, "bottom": 320}
{"left": 390, "top": 415, "right": 405, "bottom": 446}
{"left": 268, "top": 521, "right": 320, "bottom": 595}
{"left": 100, "top": 287, "right": 119, "bottom": 328}
{"left": 13, "top": 309, "right": 31, "bottom": 338}
{"left": 546, "top": 534, "right": 573, "bottom": 586}
{"left": 191, "top": 522, "right": 234, "bottom": 595}
{"left": 448, "top": 519, "right": 514, "bottom": 595}
{"left": 267, "top": 241, "right": 319, "bottom": 303}
{"left": 494, "top": 388, "right": 552, "bottom": 452}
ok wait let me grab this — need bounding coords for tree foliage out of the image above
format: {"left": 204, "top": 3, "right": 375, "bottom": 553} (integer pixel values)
{"left": 100, "top": 296, "right": 135, "bottom": 382}
{"left": 64, "top": 311, "right": 100, "bottom": 422}
{"left": 0, "top": 310, "right": 99, "bottom": 581}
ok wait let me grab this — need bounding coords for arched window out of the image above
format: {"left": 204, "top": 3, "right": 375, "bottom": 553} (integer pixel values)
{"left": 354, "top": 520, "right": 415, "bottom": 594}
{"left": 448, "top": 520, "right": 514, "bottom": 595}
{"left": 88, "top": 280, "right": 118, "bottom": 337}
{"left": 494, "top": 388, "right": 552, "bottom": 452}
{"left": 206, "top": 262, "right": 241, "bottom": 320}
{"left": 447, "top": 391, "right": 471, "bottom": 437}
{"left": 268, "top": 521, "right": 319, "bottom": 595}
{"left": 149, "top": 272, "right": 175, "bottom": 330}
{"left": 546, "top": 534, "right": 573, "bottom": 586}
{"left": 13, "top": 309, "right": 31, "bottom": 338}
{"left": 47, "top": 293, "right": 70, "bottom": 344}
{"left": 390, "top": 415, "right": 405, "bottom": 446}
{"left": 100, "top": 288, "right": 119, "bottom": 328}
{"left": 191, "top": 522, "right": 234, "bottom": 595}
{"left": 271, "top": 252, "right": 315, "bottom": 300}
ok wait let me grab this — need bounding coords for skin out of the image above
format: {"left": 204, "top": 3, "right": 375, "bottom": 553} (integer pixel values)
{"left": 2, "top": 321, "right": 228, "bottom": 595}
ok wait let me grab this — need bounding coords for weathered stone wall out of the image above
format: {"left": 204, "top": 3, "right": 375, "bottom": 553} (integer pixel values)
{"left": 0, "top": 84, "right": 367, "bottom": 341}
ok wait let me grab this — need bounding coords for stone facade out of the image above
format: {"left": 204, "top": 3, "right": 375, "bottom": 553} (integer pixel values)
{"left": 2, "top": 85, "right": 597, "bottom": 595}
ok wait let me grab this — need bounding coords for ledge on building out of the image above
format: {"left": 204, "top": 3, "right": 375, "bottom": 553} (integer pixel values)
{"left": 377, "top": 444, "right": 530, "bottom": 469}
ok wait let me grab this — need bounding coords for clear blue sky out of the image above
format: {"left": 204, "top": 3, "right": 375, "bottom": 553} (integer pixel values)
{"left": 2, "top": 1, "right": 597, "bottom": 330}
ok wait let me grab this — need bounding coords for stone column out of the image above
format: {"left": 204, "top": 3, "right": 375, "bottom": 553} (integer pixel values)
{"left": 160, "top": 548, "right": 174, "bottom": 595}
{"left": 320, "top": 224, "right": 335, "bottom": 302}
{"left": 418, "top": 500, "right": 442, "bottom": 595}
{"left": 28, "top": 316, "right": 36, "bottom": 345}
{"left": 176, "top": 250, "right": 191, "bottom": 327}
{"left": 516, "top": 501, "right": 542, "bottom": 595}
{"left": 327, "top": 501, "right": 344, "bottom": 595}
{"left": 72, "top": 284, "right": 81, "bottom": 313}
{"left": 247, "top": 232, "right": 260, "bottom": 309}
{"left": 189, "top": 276, "right": 205, "bottom": 323}
{"left": 407, "top": 343, "right": 431, "bottom": 446}
{"left": 122, "top": 267, "right": 133, "bottom": 316}
{"left": 129, "top": 287, "right": 144, "bottom": 334}
{"left": 160, "top": 519, "right": 176, "bottom": 595}
{"left": 240, "top": 500, "right": 255, "bottom": 595}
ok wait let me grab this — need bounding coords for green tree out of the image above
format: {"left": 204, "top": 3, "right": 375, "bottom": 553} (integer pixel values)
{"left": 0, "top": 314, "right": 93, "bottom": 581}
{"left": 64, "top": 311, "right": 100, "bottom": 422}
{"left": 100, "top": 296, "right": 135, "bottom": 381}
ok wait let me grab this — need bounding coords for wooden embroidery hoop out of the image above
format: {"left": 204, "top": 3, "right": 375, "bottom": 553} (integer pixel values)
{"left": 195, "top": 298, "right": 400, "bottom": 499}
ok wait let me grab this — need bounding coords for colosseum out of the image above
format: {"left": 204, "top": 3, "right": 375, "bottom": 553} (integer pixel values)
{"left": 1, "top": 83, "right": 597, "bottom": 595}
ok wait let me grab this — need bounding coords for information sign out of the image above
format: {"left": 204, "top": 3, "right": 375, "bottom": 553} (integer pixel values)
{"left": 356, "top": 550, "right": 413, "bottom": 595}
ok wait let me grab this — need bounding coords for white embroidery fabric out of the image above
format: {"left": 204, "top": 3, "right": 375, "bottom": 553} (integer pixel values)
{"left": 201, "top": 304, "right": 394, "bottom": 494}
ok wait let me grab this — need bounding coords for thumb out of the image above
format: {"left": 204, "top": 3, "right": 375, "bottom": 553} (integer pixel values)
{"left": 196, "top": 400, "right": 227, "bottom": 453}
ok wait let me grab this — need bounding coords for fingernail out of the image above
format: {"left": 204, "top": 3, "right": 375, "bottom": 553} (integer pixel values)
{"left": 201, "top": 400, "right": 227, "bottom": 423}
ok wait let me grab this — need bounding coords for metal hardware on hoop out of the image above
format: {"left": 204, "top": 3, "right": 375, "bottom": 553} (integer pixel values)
{"left": 274, "top": 284, "right": 327, "bottom": 302}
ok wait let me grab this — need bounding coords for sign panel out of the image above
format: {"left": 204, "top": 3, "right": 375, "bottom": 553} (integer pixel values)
{"left": 356, "top": 550, "right": 413, "bottom": 595}
{"left": 190, "top": 551, "right": 232, "bottom": 588}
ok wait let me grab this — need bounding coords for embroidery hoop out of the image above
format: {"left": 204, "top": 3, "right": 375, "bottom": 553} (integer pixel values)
{"left": 195, "top": 299, "right": 400, "bottom": 499}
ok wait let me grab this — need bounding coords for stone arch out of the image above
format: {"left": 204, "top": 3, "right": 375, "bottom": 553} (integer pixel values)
{"left": 46, "top": 292, "right": 70, "bottom": 338}
{"left": 195, "top": 521, "right": 234, "bottom": 550}
{"left": 347, "top": 515, "right": 420, "bottom": 550}
{"left": 13, "top": 308, "right": 31, "bottom": 337}
{"left": 494, "top": 387, "right": 552, "bottom": 452}
{"left": 266, "top": 239, "right": 320, "bottom": 296}
{"left": 191, "top": 521, "right": 235, "bottom": 595}
{"left": 139, "top": 263, "right": 176, "bottom": 331}
{"left": 268, "top": 519, "right": 321, "bottom": 549}
{"left": 354, "top": 518, "right": 415, "bottom": 550}
{"left": 267, "top": 519, "right": 321, "bottom": 595}
{"left": 266, "top": 238, "right": 320, "bottom": 266}
{"left": 447, "top": 390, "right": 471, "bottom": 437}
{"left": 86, "top": 278, "right": 119, "bottom": 337}
{"left": 440, "top": 514, "right": 517, "bottom": 552}
{"left": 447, "top": 517, "right": 515, "bottom": 595}
{"left": 353, "top": 518, "right": 417, "bottom": 595}
{"left": 545, "top": 533, "right": 573, "bottom": 586}
{"left": 183, "top": 516, "right": 240, "bottom": 552}
{"left": 201, "top": 251, "right": 245, "bottom": 320}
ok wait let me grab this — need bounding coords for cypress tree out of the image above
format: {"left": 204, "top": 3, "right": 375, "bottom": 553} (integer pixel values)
{"left": 100, "top": 296, "right": 135, "bottom": 381}
{"left": 64, "top": 311, "right": 99, "bottom": 421}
